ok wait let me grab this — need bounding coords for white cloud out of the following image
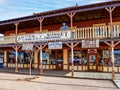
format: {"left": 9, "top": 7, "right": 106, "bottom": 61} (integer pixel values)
{"left": 0, "top": 0, "right": 113, "bottom": 21}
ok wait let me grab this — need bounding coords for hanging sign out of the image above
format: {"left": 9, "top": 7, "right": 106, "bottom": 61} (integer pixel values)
{"left": 22, "top": 44, "right": 33, "bottom": 50}
{"left": 82, "top": 39, "right": 99, "bottom": 48}
{"left": 48, "top": 42, "right": 62, "bottom": 49}
{"left": 88, "top": 49, "right": 97, "bottom": 54}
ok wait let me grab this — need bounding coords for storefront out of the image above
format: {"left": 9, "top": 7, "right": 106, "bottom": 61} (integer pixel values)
{"left": 0, "top": 1, "right": 119, "bottom": 80}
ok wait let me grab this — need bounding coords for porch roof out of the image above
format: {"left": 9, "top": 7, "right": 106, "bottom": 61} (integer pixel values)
{"left": 0, "top": 1, "right": 120, "bottom": 33}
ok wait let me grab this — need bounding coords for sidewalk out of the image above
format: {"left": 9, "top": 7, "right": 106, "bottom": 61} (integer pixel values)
{"left": 0, "top": 72, "right": 117, "bottom": 90}
{"left": 0, "top": 68, "right": 120, "bottom": 80}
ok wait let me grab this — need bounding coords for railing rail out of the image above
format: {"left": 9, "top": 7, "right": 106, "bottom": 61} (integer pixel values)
{"left": 74, "top": 25, "right": 119, "bottom": 40}
{"left": 0, "top": 25, "right": 119, "bottom": 44}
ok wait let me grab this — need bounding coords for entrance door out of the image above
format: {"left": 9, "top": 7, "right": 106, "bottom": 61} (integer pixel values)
{"left": 56, "top": 50, "right": 63, "bottom": 70}
{"left": 88, "top": 54, "right": 98, "bottom": 71}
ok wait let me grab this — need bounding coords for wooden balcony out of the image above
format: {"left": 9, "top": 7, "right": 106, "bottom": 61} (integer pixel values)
{"left": 74, "top": 25, "right": 119, "bottom": 39}
{"left": 0, "top": 25, "right": 119, "bottom": 44}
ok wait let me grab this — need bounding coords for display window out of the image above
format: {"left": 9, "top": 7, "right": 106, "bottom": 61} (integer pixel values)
{"left": 114, "top": 50, "right": 120, "bottom": 66}
{"left": 69, "top": 50, "right": 87, "bottom": 65}
{"left": 8, "top": 51, "right": 31, "bottom": 64}
{"left": 99, "top": 50, "right": 120, "bottom": 66}
{"left": 42, "top": 50, "right": 56, "bottom": 64}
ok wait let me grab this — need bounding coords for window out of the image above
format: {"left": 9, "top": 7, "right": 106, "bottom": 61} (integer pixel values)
{"left": 69, "top": 50, "right": 87, "bottom": 65}
{"left": 42, "top": 50, "right": 56, "bottom": 64}
{"left": 114, "top": 50, "right": 120, "bottom": 66}
{"left": 8, "top": 51, "right": 31, "bottom": 64}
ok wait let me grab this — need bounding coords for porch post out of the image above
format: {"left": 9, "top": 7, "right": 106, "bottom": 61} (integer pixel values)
{"left": 12, "top": 46, "right": 21, "bottom": 73}
{"left": 15, "top": 46, "right": 18, "bottom": 72}
{"left": 4, "top": 50, "right": 8, "bottom": 67}
{"left": 14, "top": 22, "right": 19, "bottom": 73}
{"left": 111, "top": 41, "right": 115, "bottom": 80}
{"left": 71, "top": 42, "right": 74, "bottom": 77}
{"left": 105, "top": 7, "right": 116, "bottom": 80}
{"left": 67, "top": 12, "right": 76, "bottom": 29}
{"left": 40, "top": 45, "right": 43, "bottom": 75}
{"left": 65, "top": 42, "right": 79, "bottom": 77}
{"left": 38, "top": 18, "right": 44, "bottom": 32}
{"left": 36, "top": 45, "right": 46, "bottom": 75}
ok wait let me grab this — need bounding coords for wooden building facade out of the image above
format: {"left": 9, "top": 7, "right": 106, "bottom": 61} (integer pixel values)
{"left": 0, "top": 1, "right": 120, "bottom": 78}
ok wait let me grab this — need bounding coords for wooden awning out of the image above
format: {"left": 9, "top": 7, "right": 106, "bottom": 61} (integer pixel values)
{"left": 0, "top": 1, "right": 120, "bottom": 33}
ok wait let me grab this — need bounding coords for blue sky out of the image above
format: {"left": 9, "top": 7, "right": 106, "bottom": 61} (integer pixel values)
{"left": 0, "top": 0, "right": 111, "bottom": 21}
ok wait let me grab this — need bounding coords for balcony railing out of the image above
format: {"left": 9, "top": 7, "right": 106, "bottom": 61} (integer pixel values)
{"left": 74, "top": 25, "right": 119, "bottom": 39}
{"left": 0, "top": 25, "right": 119, "bottom": 44}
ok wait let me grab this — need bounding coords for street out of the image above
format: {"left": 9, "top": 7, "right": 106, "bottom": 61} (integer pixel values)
{"left": 0, "top": 72, "right": 117, "bottom": 90}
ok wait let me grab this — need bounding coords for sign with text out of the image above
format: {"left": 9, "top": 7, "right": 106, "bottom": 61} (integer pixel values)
{"left": 22, "top": 44, "right": 33, "bottom": 50}
{"left": 48, "top": 42, "right": 62, "bottom": 49}
{"left": 88, "top": 49, "right": 97, "bottom": 54}
{"left": 82, "top": 39, "right": 99, "bottom": 48}
{"left": 17, "top": 31, "right": 71, "bottom": 43}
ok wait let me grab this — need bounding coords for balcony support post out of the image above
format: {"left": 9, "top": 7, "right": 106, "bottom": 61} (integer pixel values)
{"left": 67, "top": 12, "right": 76, "bottom": 29}
{"left": 36, "top": 44, "right": 46, "bottom": 75}
{"left": 14, "top": 22, "right": 20, "bottom": 73}
{"left": 105, "top": 6, "right": 116, "bottom": 80}
{"left": 65, "top": 42, "right": 79, "bottom": 77}
{"left": 12, "top": 45, "right": 21, "bottom": 73}
{"left": 38, "top": 18, "right": 44, "bottom": 33}
{"left": 104, "top": 41, "right": 120, "bottom": 80}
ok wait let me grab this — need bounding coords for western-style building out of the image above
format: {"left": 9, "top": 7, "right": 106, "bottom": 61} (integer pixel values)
{"left": 0, "top": 1, "right": 120, "bottom": 80}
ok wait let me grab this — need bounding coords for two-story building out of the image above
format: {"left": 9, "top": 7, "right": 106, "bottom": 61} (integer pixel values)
{"left": 0, "top": 1, "right": 120, "bottom": 79}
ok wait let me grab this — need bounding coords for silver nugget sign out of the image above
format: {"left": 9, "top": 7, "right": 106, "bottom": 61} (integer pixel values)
{"left": 17, "top": 31, "right": 72, "bottom": 43}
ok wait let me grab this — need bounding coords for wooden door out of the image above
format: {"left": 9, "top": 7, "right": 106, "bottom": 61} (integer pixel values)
{"left": 56, "top": 50, "right": 63, "bottom": 70}
{"left": 87, "top": 49, "right": 98, "bottom": 71}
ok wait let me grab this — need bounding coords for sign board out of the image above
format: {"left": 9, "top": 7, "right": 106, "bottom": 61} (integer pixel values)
{"left": 88, "top": 49, "right": 97, "bottom": 54}
{"left": 48, "top": 42, "right": 62, "bottom": 49}
{"left": 103, "top": 50, "right": 109, "bottom": 58}
{"left": 22, "top": 44, "right": 33, "bottom": 50}
{"left": 82, "top": 39, "right": 99, "bottom": 48}
{"left": 17, "top": 31, "right": 71, "bottom": 43}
